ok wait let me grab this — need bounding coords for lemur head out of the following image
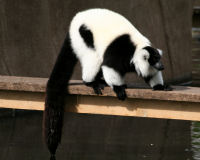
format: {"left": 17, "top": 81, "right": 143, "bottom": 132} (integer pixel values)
{"left": 132, "top": 46, "right": 164, "bottom": 78}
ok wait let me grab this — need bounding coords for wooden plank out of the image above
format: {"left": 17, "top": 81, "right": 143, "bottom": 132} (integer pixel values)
{"left": 0, "top": 76, "right": 200, "bottom": 121}
{"left": 0, "top": 90, "right": 200, "bottom": 121}
{"left": 0, "top": 76, "right": 200, "bottom": 103}
{"left": 67, "top": 96, "right": 200, "bottom": 121}
{"left": 0, "top": 75, "right": 81, "bottom": 92}
{"left": 68, "top": 85, "right": 200, "bottom": 103}
{"left": 0, "top": 91, "right": 44, "bottom": 111}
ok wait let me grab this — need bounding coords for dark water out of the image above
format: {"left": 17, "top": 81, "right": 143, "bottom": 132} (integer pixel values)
{"left": 191, "top": 122, "right": 200, "bottom": 159}
{"left": 0, "top": 109, "right": 198, "bottom": 160}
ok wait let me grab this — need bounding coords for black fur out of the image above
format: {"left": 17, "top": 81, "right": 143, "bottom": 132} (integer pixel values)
{"left": 113, "top": 84, "right": 127, "bottom": 100}
{"left": 43, "top": 33, "right": 77, "bottom": 160}
{"left": 84, "top": 70, "right": 107, "bottom": 95}
{"left": 143, "top": 46, "right": 161, "bottom": 66}
{"left": 79, "top": 24, "right": 95, "bottom": 49}
{"left": 84, "top": 79, "right": 107, "bottom": 95}
{"left": 144, "top": 75, "right": 153, "bottom": 84}
{"left": 102, "top": 34, "right": 136, "bottom": 99}
{"left": 153, "top": 84, "right": 164, "bottom": 90}
{"left": 103, "top": 34, "right": 136, "bottom": 76}
{"left": 153, "top": 84, "right": 173, "bottom": 91}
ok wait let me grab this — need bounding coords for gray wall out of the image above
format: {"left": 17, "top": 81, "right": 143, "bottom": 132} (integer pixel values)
{"left": 0, "top": 0, "right": 193, "bottom": 84}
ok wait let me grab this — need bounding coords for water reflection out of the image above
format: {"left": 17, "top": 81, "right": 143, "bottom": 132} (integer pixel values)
{"left": 0, "top": 109, "right": 196, "bottom": 160}
{"left": 192, "top": 122, "right": 200, "bottom": 160}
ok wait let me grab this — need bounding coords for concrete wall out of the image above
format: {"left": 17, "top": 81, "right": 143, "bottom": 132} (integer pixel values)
{"left": 0, "top": 0, "right": 193, "bottom": 84}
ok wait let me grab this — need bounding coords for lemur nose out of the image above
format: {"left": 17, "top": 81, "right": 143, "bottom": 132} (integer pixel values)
{"left": 153, "top": 62, "right": 164, "bottom": 71}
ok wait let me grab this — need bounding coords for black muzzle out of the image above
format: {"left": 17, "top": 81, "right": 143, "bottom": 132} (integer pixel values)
{"left": 153, "top": 62, "right": 164, "bottom": 71}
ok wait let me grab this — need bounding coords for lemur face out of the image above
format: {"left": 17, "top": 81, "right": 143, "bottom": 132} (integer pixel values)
{"left": 132, "top": 46, "right": 164, "bottom": 78}
{"left": 144, "top": 46, "right": 164, "bottom": 71}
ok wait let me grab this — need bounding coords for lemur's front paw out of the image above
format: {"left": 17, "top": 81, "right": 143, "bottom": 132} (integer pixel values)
{"left": 98, "top": 79, "right": 108, "bottom": 89}
{"left": 153, "top": 84, "right": 173, "bottom": 91}
{"left": 163, "top": 84, "right": 173, "bottom": 91}
{"left": 113, "top": 85, "right": 127, "bottom": 101}
{"left": 93, "top": 86, "right": 103, "bottom": 95}
{"left": 84, "top": 80, "right": 107, "bottom": 95}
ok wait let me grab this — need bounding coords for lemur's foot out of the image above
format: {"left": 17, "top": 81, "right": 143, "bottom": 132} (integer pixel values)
{"left": 153, "top": 84, "right": 173, "bottom": 91}
{"left": 164, "top": 84, "right": 173, "bottom": 91}
{"left": 113, "top": 84, "right": 127, "bottom": 101}
{"left": 84, "top": 79, "right": 108, "bottom": 95}
{"left": 93, "top": 79, "right": 108, "bottom": 95}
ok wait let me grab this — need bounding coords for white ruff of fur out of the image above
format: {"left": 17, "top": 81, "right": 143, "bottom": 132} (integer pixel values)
{"left": 158, "top": 49, "right": 163, "bottom": 56}
{"left": 132, "top": 49, "right": 156, "bottom": 77}
{"left": 149, "top": 71, "right": 164, "bottom": 87}
{"left": 102, "top": 66, "right": 124, "bottom": 87}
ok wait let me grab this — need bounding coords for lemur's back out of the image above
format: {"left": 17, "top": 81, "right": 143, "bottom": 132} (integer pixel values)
{"left": 69, "top": 8, "right": 149, "bottom": 57}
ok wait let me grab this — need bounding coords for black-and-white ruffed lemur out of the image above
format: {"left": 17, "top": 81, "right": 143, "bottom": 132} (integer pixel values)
{"left": 43, "top": 8, "right": 172, "bottom": 160}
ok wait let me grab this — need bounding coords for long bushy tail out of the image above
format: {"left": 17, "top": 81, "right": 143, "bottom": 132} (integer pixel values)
{"left": 43, "top": 33, "right": 77, "bottom": 160}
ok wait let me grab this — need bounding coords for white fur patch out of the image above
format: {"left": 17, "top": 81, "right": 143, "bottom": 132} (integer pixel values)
{"left": 69, "top": 28, "right": 102, "bottom": 82}
{"left": 132, "top": 49, "right": 157, "bottom": 77}
{"left": 81, "top": 53, "right": 102, "bottom": 82}
{"left": 158, "top": 49, "right": 163, "bottom": 56}
{"left": 149, "top": 71, "right": 164, "bottom": 87}
{"left": 102, "top": 66, "right": 124, "bottom": 87}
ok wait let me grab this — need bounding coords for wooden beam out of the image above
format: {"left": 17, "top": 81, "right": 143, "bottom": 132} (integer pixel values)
{"left": 0, "top": 90, "right": 200, "bottom": 121}
{"left": 0, "top": 91, "right": 44, "bottom": 111}
{"left": 67, "top": 96, "right": 200, "bottom": 121}
{"left": 0, "top": 76, "right": 200, "bottom": 121}
{"left": 0, "top": 76, "right": 200, "bottom": 103}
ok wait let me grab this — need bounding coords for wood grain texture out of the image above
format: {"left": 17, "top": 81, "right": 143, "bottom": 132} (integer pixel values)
{"left": 0, "top": 76, "right": 200, "bottom": 102}
{"left": 0, "top": 75, "right": 199, "bottom": 121}
{"left": 0, "top": 90, "right": 199, "bottom": 121}
{"left": 67, "top": 96, "right": 200, "bottom": 121}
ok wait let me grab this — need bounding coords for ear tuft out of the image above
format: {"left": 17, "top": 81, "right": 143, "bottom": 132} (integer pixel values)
{"left": 157, "top": 49, "right": 163, "bottom": 56}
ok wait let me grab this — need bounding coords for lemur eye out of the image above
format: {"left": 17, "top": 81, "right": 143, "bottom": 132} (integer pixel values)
{"left": 144, "top": 56, "right": 148, "bottom": 61}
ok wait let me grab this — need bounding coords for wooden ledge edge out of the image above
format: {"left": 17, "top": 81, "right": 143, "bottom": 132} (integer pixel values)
{"left": 0, "top": 91, "right": 200, "bottom": 121}
{"left": 0, "top": 75, "right": 200, "bottom": 103}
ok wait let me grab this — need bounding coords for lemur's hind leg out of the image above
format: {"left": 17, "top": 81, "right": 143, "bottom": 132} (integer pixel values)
{"left": 84, "top": 69, "right": 108, "bottom": 95}
{"left": 80, "top": 53, "right": 107, "bottom": 94}
{"left": 102, "top": 65, "right": 127, "bottom": 100}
